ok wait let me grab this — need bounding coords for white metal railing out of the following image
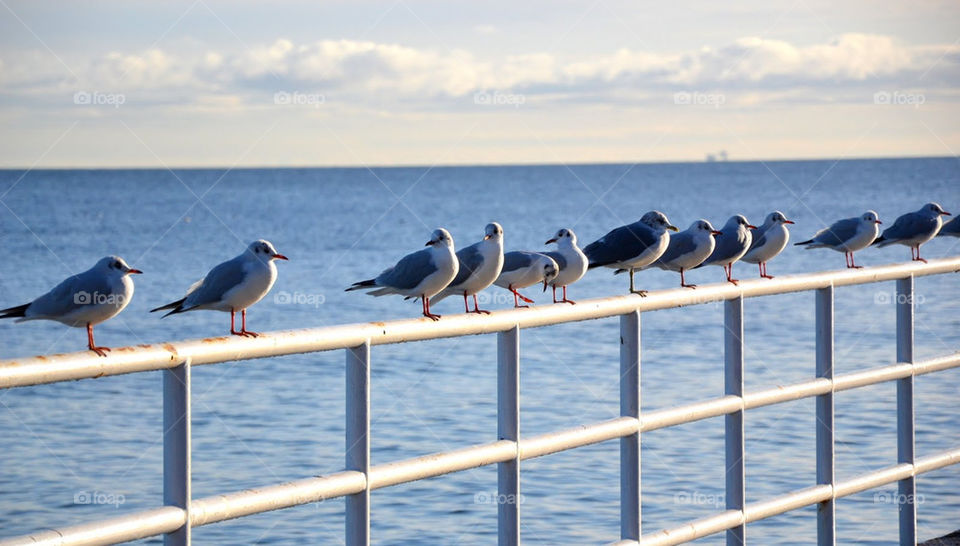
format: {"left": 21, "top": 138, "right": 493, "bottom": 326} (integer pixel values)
{"left": 1, "top": 257, "right": 959, "bottom": 546}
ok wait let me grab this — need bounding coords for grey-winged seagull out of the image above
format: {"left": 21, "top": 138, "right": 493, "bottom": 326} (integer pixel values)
{"left": 696, "top": 215, "right": 756, "bottom": 285}
{"left": 543, "top": 228, "right": 588, "bottom": 304}
{"left": 938, "top": 215, "right": 960, "bottom": 238}
{"left": 872, "top": 202, "right": 951, "bottom": 262}
{"left": 742, "top": 211, "right": 794, "bottom": 278}
{"left": 347, "top": 228, "right": 458, "bottom": 321}
{"left": 583, "top": 211, "right": 678, "bottom": 296}
{"left": 795, "top": 211, "right": 882, "bottom": 268}
{"left": 431, "top": 222, "right": 504, "bottom": 314}
{"left": 646, "top": 219, "right": 721, "bottom": 288}
{"left": 1, "top": 256, "right": 142, "bottom": 356}
{"left": 152, "top": 239, "right": 288, "bottom": 336}
{"left": 493, "top": 251, "right": 558, "bottom": 308}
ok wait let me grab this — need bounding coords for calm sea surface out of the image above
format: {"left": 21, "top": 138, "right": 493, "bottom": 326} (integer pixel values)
{"left": 1, "top": 158, "right": 958, "bottom": 544}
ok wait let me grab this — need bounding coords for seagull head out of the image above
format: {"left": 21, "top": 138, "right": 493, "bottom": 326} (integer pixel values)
{"left": 426, "top": 228, "right": 455, "bottom": 249}
{"left": 483, "top": 222, "right": 504, "bottom": 242}
{"left": 96, "top": 256, "right": 142, "bottom": 276}
{"left": 545, "top": 227, "right": 577, "bottom": 246}
{"left": 769, "top": 211, "right": 794, "bottom": 225}
{"left": 922, "top": 202, "right": 951, "bottom": 217}
{"left": 249, "top": 239, "right": 289, "bottom": 261}
{"left": 642, "top": 210, "right": 679, "bottom": 232}
{"left": 692, "top": 219, "right": 722, "bottom": 237}
{"left": 861, "top": 211, "right": 882, "bottom": 225}
{"left": 541, "top": 257, "right": 559, "bottom": 290}
{"left": 729, "top": 214, "right": 757, "bottom": 231}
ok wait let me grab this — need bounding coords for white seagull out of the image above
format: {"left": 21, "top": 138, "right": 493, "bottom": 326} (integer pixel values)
{"left": 583, "top": 211, "right": 678, "bottom": 296}
{"left": 794, "top": 211, "right": 882, "bottom": 268}
{"left": 347, "top": 228, "right": 459, "bottom": 321}
{"left": 152, "top": 239, "right": 288, "bottom": 336}
{"left": 646, "top": 219, "right": 721, "bottom": 288}
{"left": 493, "top": 251, "right": 559, "bottom": 308}
{"left": 1, "top": 256, "right": 142, "bottom": 356}
{"left": 431, "top": 222, "right": 504, "bottom": 314}
{"left": 872, "top": 202, "right": 951, "bottom": 262}
{"left": 938, "top": 215, "right": 960, "bottom": 238}
{"left": 741, "top": 211, "right": 794, "bottom": 278}
{"left": 542, "top": 228, "right": 588, "bottom": 304}
{"left": 697, "top": 215, "right": 757, "bottom": 285}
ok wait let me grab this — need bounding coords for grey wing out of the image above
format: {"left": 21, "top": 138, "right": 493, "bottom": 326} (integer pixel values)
{"left": 450, "top": 243, "right": 485, "bottom": 286}
{"left": 584, "top": 222, "right": 656, "bottom": 266}
{"left": 747, "top": 225, "right": 769, "bottom": 251}
{"left": 377, "top": 248, "right": 437, "bottom": 290}
{"left": 501, "top": 251, "right": 534, "bottom": 273}
{"left": 883, "top": 212, "right": 936, "bottom": 240}
{"left": 542, "top": 251, "right": 567, "bottom": 269}
{"left": 657, "top": 232, "right": 697, "bottom": 264}
{"left": 940, "top": 216, "right": 960, "bottom": 235}
{"left": 186, "top": 257, "right": 248, "bottom": 307}
{"left": 28, "top": 269, "right": 111, "bottom": 318}
{"left": 814, "top": 218, "right": 859, "bottom": 246}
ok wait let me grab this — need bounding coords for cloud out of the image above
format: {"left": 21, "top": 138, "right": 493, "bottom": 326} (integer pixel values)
{"left": 1, "top": 34, "right": 957, "bottom": 112}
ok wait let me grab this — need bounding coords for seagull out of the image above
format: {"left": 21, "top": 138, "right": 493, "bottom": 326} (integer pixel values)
{"left": 872, "top": 202, "right": 952, "bottom": 262}
{"left": 583, "top": 211, "right": 678, "bottom": 296}
{"left": 0, "top": 256, "right": 142, "bottom": 357}
{"left": 741, "top": 211, "right": 794, "bottom": 278}
{"left": 151, "top": 239, "right": 288, "bottom": 336}
{"left": 493, "top": 252, "right": 559, "bottom": 308}
{"left": 542, "top": 228, "right": 588, "bottom": 304}
{"left": 646, "top": 220, "right": 721, "bottom": 288}
{"left": 938, "top": 215, "right": 960, "bottom": 238}
{"left": 430, "top": 222, "right": 504, "bottom": 314}
{"left": 347, "top": 228, "right": 458, "bottom": 321}
{"left": 795, "top": 211, "right": 881, "bottom": 268}
{"left": 696, "top": 215, "right": 757, "bottom": 285}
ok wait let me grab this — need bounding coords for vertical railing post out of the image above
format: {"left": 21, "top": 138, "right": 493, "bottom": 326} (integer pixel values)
{"left": 346, "top": 341, "right": 371, "bottom": 546}
{"left": 724, "top": 297, "right": 746, "bottom": 545}
{"left": 815, "top": 286, "right": 836, "bottom": 545}
{"left": 498, "top": 325, "right": 520, "bottom": 546}
{"left": 163, "top": 359, "right": 191, "bottom": 546}
{"left": 620, "top": 311, "right": 641, "bottom": 541}
{"left": 896, "top": 277, "right": 916, "bottom": 545}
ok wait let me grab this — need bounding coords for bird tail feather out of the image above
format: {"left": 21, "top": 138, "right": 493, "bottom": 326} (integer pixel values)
{"left": 0, "top": 303, "right": 30, "bottom": 320}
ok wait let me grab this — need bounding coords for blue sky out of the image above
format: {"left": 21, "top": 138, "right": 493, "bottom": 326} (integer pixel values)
{"left": 1, "top": 0, "right": 958, "bottom": 167}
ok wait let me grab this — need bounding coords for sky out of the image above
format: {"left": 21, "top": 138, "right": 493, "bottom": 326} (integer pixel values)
{"left": 0, "top": 0, "right": 958, "bottom": 168}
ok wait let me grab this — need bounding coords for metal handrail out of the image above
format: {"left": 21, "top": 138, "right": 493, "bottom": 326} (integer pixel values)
{"left": 1, "top": 256, "right": 958, "bottom": 546}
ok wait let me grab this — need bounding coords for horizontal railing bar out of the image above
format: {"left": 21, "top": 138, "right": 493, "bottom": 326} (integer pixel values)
{"left": 369, "top": 440, "right": 516, "bottom": 490}
{"left": 0, "top": 506, "right": 186, "bottom": 546}
{"left": 3, "top": 258, "right": 958, "bottom": 390}
{"left": 521, "top": 417, "right": 639, "bottom": 459}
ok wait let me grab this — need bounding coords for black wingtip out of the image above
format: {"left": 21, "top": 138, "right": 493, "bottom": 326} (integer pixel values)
{"left": 346, "top": 279, "right": 377, "bottom": 292}
{"left": 871, "top": 236, "right": 885, "bottom": 245}
{"left": 0, "top": 303, "right": 29, "bottom": 319}
{"left": 794, "top": 239, "right": 812, "bottom": 246}
{"left": 150, "top": 298, "right": 186, "bottom": 316}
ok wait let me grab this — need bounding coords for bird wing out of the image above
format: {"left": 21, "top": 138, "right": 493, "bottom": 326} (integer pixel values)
{"left": 813, "top": 218, "right": 859, "bottom": 246}
{"left": 747, "top": 225, "right": 769, "bottom": 251}
{"left": 377, "top": 248, "right": 438, "bottom": 290}
{"left": 184, "top": 256, "right": 248, "bottom": 308}
{"left": 542, "top": 251, "right": 568, "bottom": 269}
{"left": 584, "top": 222, "right": 657, "bottom": 266}
{"left": 25, "top": 268, "right": 112, "bottom": 319}
{"left": 450, "top": 243, "right": 485, "bottom": 286}
{"left": 501, "top": 251, "right": 535, "bottom": 273}
{"left": 701, "top": 230, "right": 749, "bottom": 266}
{"left": 655, "top": 232, "right": 696, "bottom": 264}
{"left": 882, "top": 212, "right": 936, "bottom": 240}
{"left": 940, "top": 216, "right": 960, "bottom": 235}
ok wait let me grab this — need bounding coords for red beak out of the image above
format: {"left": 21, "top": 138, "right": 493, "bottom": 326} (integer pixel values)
{"left": 128, "top": 269, "right": 143, "bottom": 274}
{"left": 711, "top": 230, "right": 722, "bottom": 236}
{"left": 545, "top": 238, "right": 557, "bottom": 244}
{"left": 942, "top": 211, "right": 952, "bottom": 216}
{"left": 784, "top": 220, "right": 795, "bottom": 224}
{"left": 747, "top": 224, "right": 757, "bottom": 230}
{"left": 875, "top": 220, "right": 883, "bottom": 224}
{"left": 273, "top": 254, "right": 289, "bottom": 260}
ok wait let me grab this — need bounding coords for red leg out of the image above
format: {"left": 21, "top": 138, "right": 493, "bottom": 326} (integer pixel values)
{"left": 552, "top": 286, "right": 558, "bottom": 304}
{"left": 470, "top": 294, "right": 490, "bottom": 314}
{"left": 423, "top": 296, "right": 441, "bottom": 320}
{"left": 680, "top": 268, "right": 697, "bottom": 289}
{"left": 560, "top": 285, "right": 576, "bottom": 304}
{"left": 849, "top": 252, "right": 863, "bottom": 269}
{"left": 463, "top": 293, "right": 470, "bottom": 313}
{"left": 913, "top": 246, "right": 927, "bottom": 263}
{"left": 511, "top": 287, "right": 532, "bottom": 308}
{"left": 760, "top": 262, "right": 774, "bottom": 279}
{"left": 725, "top": 263, "right": 739, "bottom": 285}
{"left": 231, "top": 309, "right": 257, "bottom": 337}
{"left": 86, "top": 323, "right": 110, "bottom": 357}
